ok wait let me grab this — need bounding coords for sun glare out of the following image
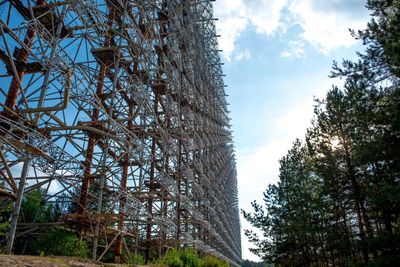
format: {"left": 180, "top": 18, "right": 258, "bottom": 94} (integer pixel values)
{"left": 330, "top": 136, "right": 341, "bottom": 150}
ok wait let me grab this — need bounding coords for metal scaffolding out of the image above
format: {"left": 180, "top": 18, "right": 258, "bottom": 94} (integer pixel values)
{"left": 0, "top": 0, "right": 241, "bottom": 265}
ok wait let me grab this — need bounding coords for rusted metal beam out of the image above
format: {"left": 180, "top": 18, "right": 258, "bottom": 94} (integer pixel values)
{"left": 3, "top": 26, "right": 36, "bottom": 111}
{"left": 78, "top": 8, "right": 115, "bottom": 227}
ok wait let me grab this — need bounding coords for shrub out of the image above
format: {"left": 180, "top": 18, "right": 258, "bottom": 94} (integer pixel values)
{"left": 159, "top": 248, "right": 227, "bottom": 267}
{"left": 101, "top": 251, "right": 115, "bottom": 263}
{"left": 201, "top": 255, "right": 229, "bottom": 267}
{"left": 35, "top": 229, "right": 89, "bottom": 258}
{"left": 163, "top": 249, "right": 183, "bottom": 267}
{"left": 149, "top": 257, "right": 169, "bottom": 267}
{"left": 180, "top": 248, "right": 200, "bottom": 267}
{"left": 0, "top": 221, "right": 10, "bottom": 253}
{"left": 0, "top": 203, "right": 13, "bottom": 252}
{"left": 124, "top": 252, "right": 145, "bottom": 265}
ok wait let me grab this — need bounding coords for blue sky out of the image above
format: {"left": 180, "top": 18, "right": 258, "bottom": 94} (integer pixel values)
{"left": 213, "top": 0, "right": 371, "bottom": 261}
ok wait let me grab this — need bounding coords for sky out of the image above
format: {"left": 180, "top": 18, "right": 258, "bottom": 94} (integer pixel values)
{"left": 213, "top": 0, "right": 371, "bottom": 261}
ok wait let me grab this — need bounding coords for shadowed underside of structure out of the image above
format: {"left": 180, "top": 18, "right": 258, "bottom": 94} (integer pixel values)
{"left": 0, "top": 0, "right": 241, "bottom": 265}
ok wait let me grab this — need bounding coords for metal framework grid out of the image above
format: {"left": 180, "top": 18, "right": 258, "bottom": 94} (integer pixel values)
{"left": 0, "top": 0, "right": 241, "bottom": 265}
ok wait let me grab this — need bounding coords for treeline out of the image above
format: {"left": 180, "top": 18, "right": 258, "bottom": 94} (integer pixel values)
{"left": 243, "top": 1, "right": 400, "bottom": 267}
{"left": 241, "top": 259, "right": 268, "bottom": 267}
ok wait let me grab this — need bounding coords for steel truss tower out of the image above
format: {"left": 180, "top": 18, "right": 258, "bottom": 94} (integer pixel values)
{"left": 0, "top": 0, "right": 241, "bottom": 265}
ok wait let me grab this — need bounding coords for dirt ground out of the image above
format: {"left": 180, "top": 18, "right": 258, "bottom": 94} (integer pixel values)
{"left": 0, "top": 254, "right": 131, "bottom": 267}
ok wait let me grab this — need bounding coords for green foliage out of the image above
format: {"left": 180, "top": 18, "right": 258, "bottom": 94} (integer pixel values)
{"left": 21, "top": 189, "right": 51, "bottom": 223}
{"left": 101, "top": 251, "right": 116, "bottom": 263}
{"left": 149, "top": 264, "right": 169, "bottom": 267}
{"left": 159, "top": 249, "right": 222, "bottom": 267}
{"left": 201, "top": 255, "right": 229, "bottom": 267}
{"left": 241, "top": 260, "right": 266, "bottom": 267}
{"left": 19, "top": 189, "right": 61, "bottom": 224}
{"left": 180, "top": 248, "right": 200, "bottom": 267}
{"left": 163, "top": 249, "right": 183, "bottom": 267}
{"left": 34, "top": 229, "right": 90, "bottom": 258}
{"left": 243, "top": 1, "right": 400, "bottom": 266}
{"left": 124, "top": 252, "right": 145, "bottom": 265}
{"left": 0, "top": 203, "right": 13, "bottom": 252}
{"left": 0, "top": 221, "right": 10, "bottom": 253}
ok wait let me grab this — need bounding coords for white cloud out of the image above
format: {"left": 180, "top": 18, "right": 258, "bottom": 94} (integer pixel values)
{"left": 214, "top": 0, "right": 369, "bottom": 60}
{"left": 280, "top": 40, "right": 305, "bottom": 58}
{"left": 214, "top": 0, "right": 248, "bottom": 61}
{"left": 214, "top": 0, "right": 288, "bottom": 61}
{"left": 245, "top": 0, "right": 290, "bottom": 35}
{"left": 288, "top": 0, "right": 367, "bottom": 53}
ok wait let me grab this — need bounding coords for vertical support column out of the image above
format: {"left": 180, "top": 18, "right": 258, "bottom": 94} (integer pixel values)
{"left": 6, "top": 160, "right": 30, "bottom": 254}
{"left": 114, "top": 162, "right": 128, "bottom": 263}
{"left": 3, "top": 0, "right": 44, "bottom": 253}
{"left": 92, "top": 145, "right": 109, "bottom": 261}
{"left": 161, "top": 144, "right": 170, "bottom": 253}
{"left": 78, "top": 8, "right": 115, "bottom": 235}
{"left": 175, "top": 135, "right": 182, "bottom": 243}
{"left": 114, "top": 97, "right": 134, "bottom": 263}
{"left": 145, "top": 92, "right": 159, "bottom": 262}
{"left": 145, "top": 142, "right": 155, "bottom": 261}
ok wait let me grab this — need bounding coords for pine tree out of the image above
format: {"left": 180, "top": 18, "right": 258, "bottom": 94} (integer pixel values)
{"left": 243, "top": 1, "right": 400, "bottom": 265}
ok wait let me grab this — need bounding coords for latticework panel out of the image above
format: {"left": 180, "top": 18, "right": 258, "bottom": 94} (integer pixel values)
{"left": 0, "top": 0, "right": 241, "bottom": 265}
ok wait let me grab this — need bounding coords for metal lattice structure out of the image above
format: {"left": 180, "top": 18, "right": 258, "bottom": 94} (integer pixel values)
{"left": 0, "top": 0, "right": 241, "bottom": 265}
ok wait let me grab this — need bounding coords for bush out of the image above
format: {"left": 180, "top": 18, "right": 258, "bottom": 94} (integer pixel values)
{"left": 163, "top": 249, "right": 183, "bottom": 267}
{"left": 149, "top": 256, "right": 169, "bottom": 267}
{"left": 180, "top": 248, "right": 200, "bottom": 267}
{"left": 0, "top": 221, "right": 10, "bottom": 253}
{"left": 159, "top": 248, "right": 227, "bottom": 267}
{"left": 0, "top": 203, "right": 13, "bottom": 252}
{"left": 35, "top": 229, "right": 89, "bottom": 258}
{"left": 201, "top": 255, "right": 230, "bottom": 267}
{"left": 101, "top": 251, "right": 115, "bottom": 263}
{"left": 124, "top": 252, "right": 145, "bottom": 265}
